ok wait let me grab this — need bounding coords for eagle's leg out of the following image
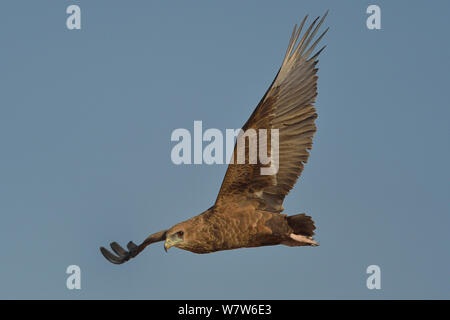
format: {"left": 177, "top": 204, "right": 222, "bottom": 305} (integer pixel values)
{"left": 289, "top": 233, "right": 318, "bottom": 246}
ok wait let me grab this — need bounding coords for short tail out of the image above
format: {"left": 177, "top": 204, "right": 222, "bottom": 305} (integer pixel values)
{"left": 287, "top": 213, "right": 316, "bottom": 237}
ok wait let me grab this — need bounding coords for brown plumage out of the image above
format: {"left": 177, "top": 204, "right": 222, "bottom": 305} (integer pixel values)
{"left": 100, "top": 13, "right": 328, "bottom": 264}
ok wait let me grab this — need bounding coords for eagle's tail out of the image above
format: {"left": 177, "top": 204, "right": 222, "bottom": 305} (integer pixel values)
{"left": 287, "top": 213, "right": 316, "bottom": 237}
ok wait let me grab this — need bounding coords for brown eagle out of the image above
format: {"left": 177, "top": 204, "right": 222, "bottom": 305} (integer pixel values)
{"left": 100, "top": 13, "right": 328, "bottom": 264}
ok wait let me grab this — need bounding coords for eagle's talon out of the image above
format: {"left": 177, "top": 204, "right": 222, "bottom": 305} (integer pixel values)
{"left": 100, "top": 241, "right": 139, "bottom": 264}
{"left": 100, "top": 246, "right": 124, "bottom": 264}
{"left": 110, "top": 242, "right": 128, "bottom": 257}
{"left": 127, "top": 241, "right": 138, "bottom": 254}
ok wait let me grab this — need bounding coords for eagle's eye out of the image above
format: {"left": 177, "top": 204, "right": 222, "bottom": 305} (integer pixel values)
{"left": 176, "top": 231, "right": 184, "bottom": 238}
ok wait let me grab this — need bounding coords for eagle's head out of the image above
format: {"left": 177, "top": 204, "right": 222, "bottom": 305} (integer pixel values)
{"left": 164, "top": 220, "right": 193, "bottom": 252}
{"left": 164, "top": 209, "right": 216, "bottom": 253}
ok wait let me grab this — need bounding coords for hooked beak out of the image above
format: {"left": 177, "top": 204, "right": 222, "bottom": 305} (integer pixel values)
{"left": 164, "top": 235, "right": 182, "bottom": 252}
{"left": 164, "top": 241, "right": 170, "bottom": 252}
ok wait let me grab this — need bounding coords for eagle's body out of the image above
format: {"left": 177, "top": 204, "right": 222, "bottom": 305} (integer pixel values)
{"left": 100, "top": 13, "right": 328, "bottom": 264}
{"left": 169, "top": 204, "right": 274, "bottom": 254}
{"left": 169, "top": 201, "right": 315, "bottom": 254}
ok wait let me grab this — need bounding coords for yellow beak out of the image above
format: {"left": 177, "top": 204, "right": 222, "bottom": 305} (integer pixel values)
{"left": 164, "top": 240, "right": 172, "bottom": 252}
{"left": 164, "top": 236, "right": 181, "bottom": 252}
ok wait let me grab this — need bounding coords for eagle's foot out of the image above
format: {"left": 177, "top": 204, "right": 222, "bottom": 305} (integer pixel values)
{"left": 100, "top": 241, "right": 139, "bottom": 264}
{"left": 290, "top": 233, "right": 318, "bottom": 246}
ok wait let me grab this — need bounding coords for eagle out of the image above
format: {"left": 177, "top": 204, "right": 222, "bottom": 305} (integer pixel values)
{"left": 100, "top": 12, "right": 328, "bottom": 264}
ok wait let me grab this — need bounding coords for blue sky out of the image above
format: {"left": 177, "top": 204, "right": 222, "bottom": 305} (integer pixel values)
{"left": 0, "top": 0, "right": 449, "bottom": 299}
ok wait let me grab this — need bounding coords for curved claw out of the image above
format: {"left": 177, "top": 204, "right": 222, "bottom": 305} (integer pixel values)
{"left": 110, "top": 242, "right": 128, "bottom": 256}
{"left": 100, "top": 241, "right": 139, "bottom": 264}
{"left": 100, "top": 246, "right": 125, "bottom": 264}
{"left": 127, "top": 241, "right": 138, "bottom": 251}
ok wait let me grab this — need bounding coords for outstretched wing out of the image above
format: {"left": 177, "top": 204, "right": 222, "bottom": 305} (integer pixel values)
{"left": 215, "top": 13, "right": 328, "bottom": 213}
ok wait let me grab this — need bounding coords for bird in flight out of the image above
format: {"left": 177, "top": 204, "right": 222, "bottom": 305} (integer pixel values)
{"left": 100, "top": 12, "right": 328, "bottom": 264}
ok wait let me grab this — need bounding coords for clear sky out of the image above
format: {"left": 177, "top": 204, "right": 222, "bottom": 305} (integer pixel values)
{"left": 0, "top": 0, "right": 449, "bottom": 299}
